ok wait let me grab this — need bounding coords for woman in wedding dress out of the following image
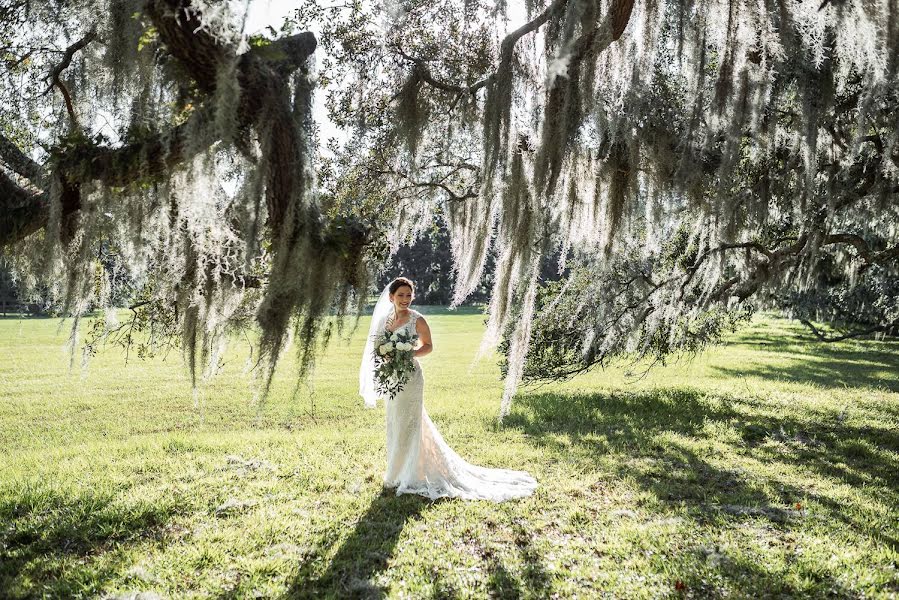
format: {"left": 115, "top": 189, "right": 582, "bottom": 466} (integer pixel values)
{"left": 359, "top": 277, "right": 538, "bottom": 502}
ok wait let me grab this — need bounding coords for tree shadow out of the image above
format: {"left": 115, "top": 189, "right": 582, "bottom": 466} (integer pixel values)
{"left": 718, "top": 329, "right": 899, "bottom": 392}
{"left": 505, "top": 387, "right": 722, "bottom": 458}
{"left": 283, "top": 492, "right": 432, "bottom": 599}
{"left": 486, "top": 523, "right": 551, "bottom": 600}
{"left": 506, "top": 387, "right": 899, "bottom": 559}
{"left": 282, "top": 491, "right": 553, "bottom": 600}
{"left": 427, "top": 521, "right": 552, "bottom": 600}
{"left": 675, "top": 548, "right": 864, "bottom": 597}
{"left": 0, "top": 487, "right": 184, "bottom": 597}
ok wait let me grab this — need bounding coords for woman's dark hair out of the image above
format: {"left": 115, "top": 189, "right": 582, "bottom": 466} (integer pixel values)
{"left": 389, "top": 277, "right": 415, "bottom": 295}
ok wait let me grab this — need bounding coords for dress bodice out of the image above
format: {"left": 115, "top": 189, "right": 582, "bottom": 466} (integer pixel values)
{"left": 386, "top": 309, "right": 419, "bottom": 334}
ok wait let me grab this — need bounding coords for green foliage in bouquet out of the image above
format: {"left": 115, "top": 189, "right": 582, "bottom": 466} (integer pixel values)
{"left": 373, "top": 327, "right": 419, "bottom": 400}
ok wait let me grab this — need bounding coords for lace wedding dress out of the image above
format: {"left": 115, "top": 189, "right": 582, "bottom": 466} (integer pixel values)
{"left": 380, "top": 309, "right": 538, "bottom": 502}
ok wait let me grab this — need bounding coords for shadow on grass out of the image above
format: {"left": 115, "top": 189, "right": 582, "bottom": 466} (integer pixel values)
{"left": 427, "top": 522, "right": 550, "bottom": 600}
{"left": 718, "top": 328, "right": 899, "bottom": 392}
{"left": 505, "top": 387, "right": 899, "bottom": 557}
{"left": 0, "top": 487, "right": 184, "bottom": 597}
{"left": 485, "top": 524, "right": 551, "bottom": 600}
{"left": 283, "top": 492, "right": 553, "bottom": 600}
{"left": 283, "top": 492, "right": 430, "bottom": 598}
{"left": 676, "top": 551, "right": 861, "bottom": 597}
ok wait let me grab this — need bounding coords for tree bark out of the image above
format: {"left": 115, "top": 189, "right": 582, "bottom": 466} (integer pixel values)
{"left": 0, "top": 171, "right": 48, "bottom": 244}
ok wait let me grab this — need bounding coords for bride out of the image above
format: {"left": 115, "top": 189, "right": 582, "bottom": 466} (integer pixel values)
{"left": 359, "top": 277, "right": 538, "bottom": 502}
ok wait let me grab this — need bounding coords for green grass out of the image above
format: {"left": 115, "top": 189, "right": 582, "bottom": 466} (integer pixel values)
{"left": 1, "top": 310, "right": 898, "bottom": 598}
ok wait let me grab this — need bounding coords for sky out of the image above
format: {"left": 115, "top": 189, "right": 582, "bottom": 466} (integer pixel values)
{"left": 244, "top": 0, "right": 299, "bottom": 36}
{"left": 243, "top": 0, "right": 340, "bottom": 145}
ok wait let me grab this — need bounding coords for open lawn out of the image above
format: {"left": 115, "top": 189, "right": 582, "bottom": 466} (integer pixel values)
{"left": 1, "top": 311, "right": 898, "bottom": 598}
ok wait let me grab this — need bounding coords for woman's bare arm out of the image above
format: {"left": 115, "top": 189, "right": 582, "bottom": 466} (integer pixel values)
{"left": 414, "top": 316, "right": 433, "bottom": 357}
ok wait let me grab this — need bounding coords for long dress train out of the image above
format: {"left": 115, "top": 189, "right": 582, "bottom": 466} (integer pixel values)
{"left": 383, "top": 310, "right": 538, "bottom": 502}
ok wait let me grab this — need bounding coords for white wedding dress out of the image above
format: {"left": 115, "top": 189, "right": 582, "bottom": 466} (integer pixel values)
{"left": 380, "top": 309, "right": 538, "bottom": 502}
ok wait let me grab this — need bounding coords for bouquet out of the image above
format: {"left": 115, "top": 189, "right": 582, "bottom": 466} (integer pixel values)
{"left": 372, "top": 327, "right": 419, "bottom": 400}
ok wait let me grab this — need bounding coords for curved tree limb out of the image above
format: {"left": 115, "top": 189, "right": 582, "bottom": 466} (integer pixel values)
{"left": 799, "top": 318, "right": 899, "bottom": 342}
{"left": 824, "top": 233, "right": 899, "bottom": 270}
{"left": 45, "top": 27, "right": 97, "bottom": 130}
{"left": 395, "top": 0, "right": 571, "bottom": 96}
{"left": 371, "top": 167, "right": 478, "bottom": 202}
{"left": 398, "top": 0, "right": 633, "bottom": 100}
{"left": 1, "top": 0, "right": 318, "bottom": 248}
{"left": 0, "top": 170, "right": 48, "bottom": 244}
{"left": 54, "top": 104, "right": 214, "bottom": 187}
{"left": 255, "top": 32, "right": 319, "bottom": 75}
{"left": 0, "top": 133, "right": 45, "bottom": 184}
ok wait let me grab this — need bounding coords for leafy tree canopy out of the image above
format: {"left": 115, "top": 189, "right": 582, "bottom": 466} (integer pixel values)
{"left": 1, "top": 0, "right": 896, "bottom": 415}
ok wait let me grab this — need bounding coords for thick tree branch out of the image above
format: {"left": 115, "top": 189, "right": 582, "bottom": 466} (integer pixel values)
{"left": 823, "top": 233, "right": 899, "bottom": 269}
{"left": 799, "top": 318, "right": 899, "bottom": 342}
{"left": 569, "top": 0, "right": 636, "bottom": 60}
{"left": 683, "top": 241, "right": 777, "bottom": 291}
{"left": 0, "top": 170, "right": 48, "bottom": 245}
{"left": 144, "top": 1, "right": 225, "bottom": 93}
{"left": 669, "top": 228, "right": 899, "bottom": 326}
{"left": 534, "top": 0, "right": 635, "bottom": 191}
{"left": 54, "top": 104, "right": 212, "bottom": 187}
{"left": 146, "top": 0, "right": 319, "bottom": 237}
{"left": 252, "top": 32, "right": 319, "bottom": 75}
{"left": 0, "top": 132, "right": 44, "bottom": 184}
{"left": 872, "top": 246, "right": 899, "bottom": 265}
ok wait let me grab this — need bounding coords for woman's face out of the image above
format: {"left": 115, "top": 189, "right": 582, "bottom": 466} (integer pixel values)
{"left": 390, "top": 285, "right": 414, "bottom": 312}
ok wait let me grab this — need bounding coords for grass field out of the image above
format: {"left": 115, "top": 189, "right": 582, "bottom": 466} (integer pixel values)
{"left": 1, "top": 310, "right": 898, "bottom": 598}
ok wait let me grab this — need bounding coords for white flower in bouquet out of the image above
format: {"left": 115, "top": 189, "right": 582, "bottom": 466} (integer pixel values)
{"left": 372, "top": 326, "right": 420, "bottom": 400}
